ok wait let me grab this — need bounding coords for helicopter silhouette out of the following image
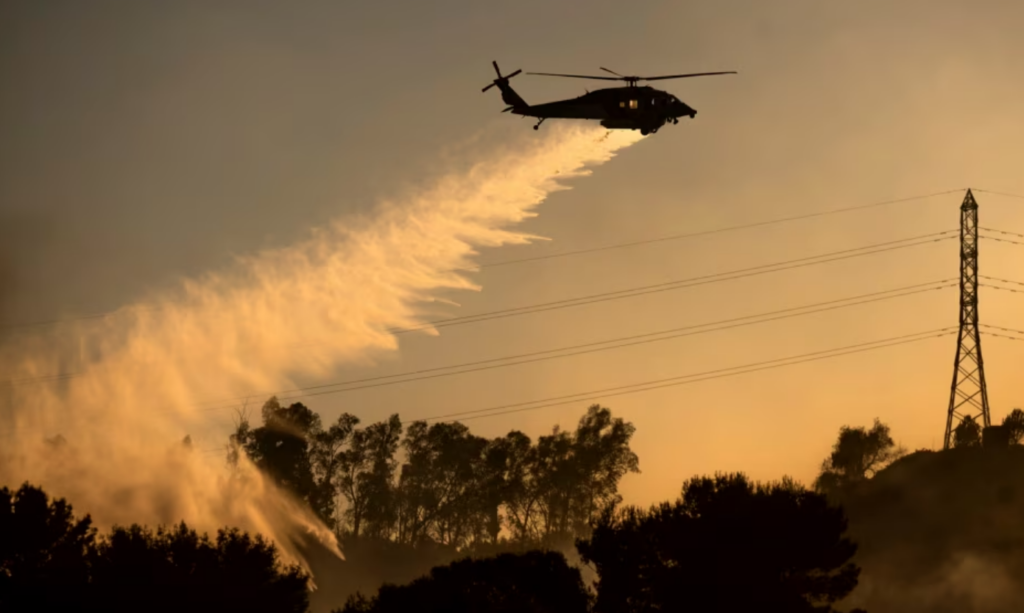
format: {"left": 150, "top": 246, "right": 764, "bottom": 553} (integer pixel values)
{"left": 482, "top": 61, "right": 736, "bottom": 135}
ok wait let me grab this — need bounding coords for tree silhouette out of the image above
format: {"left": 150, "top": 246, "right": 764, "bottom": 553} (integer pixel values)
{"left": 395, "top": 421, "right": 492, "bottom": 547}
{"left": 953, "top": 415, "right": 982, "bottom": 448}
{"left": 1, "top": 483, "right": 310, "bottom": 613}
{"left": 338, "top": 414, "right": 403, "bottom": 539}
{"left": 815, "top": 418, "right": 903, "bottom": 497}
{"left": 578, "top": 473, "right": 863, "bottom": 613}
{"left": 529, "top": 405, "right": 639, "bottom": 542}
{"left": 0, "top": 483, "right": 96, "bottom": 611}
{"left": 1002, "top": 408, "right": 1024, "bottom": 444}
{"left": 492, "top": 430, "right": 542, "bottom": 541}
{"left": 231, "top": 397, "right": 332, "bottom": 523}
{"left": 336, "top": 550, "right": 590, "bottom": 613}
{"left": 90, "top": 522, "right": 309, "bottom": 613}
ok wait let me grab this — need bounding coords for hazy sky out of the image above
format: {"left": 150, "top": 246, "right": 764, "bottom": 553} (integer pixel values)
{"left": 3, "top": 0, "right": 1024, "bottom": 508}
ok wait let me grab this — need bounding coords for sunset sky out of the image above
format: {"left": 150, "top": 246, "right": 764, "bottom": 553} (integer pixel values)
{"left": 3, "top": 0, "right": 1024, "bottom": 510}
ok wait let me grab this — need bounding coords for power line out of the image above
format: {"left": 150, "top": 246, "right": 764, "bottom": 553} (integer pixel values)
{"left": 4, "top": 233, "right": 956, "bottom": 390}
{"left": 979, "top": 234, "right": 1024, "bottom": 247}
{"left": 979, "top": 275, "right": 1024, "bottom": 288}
{"left": 40, "top": 327, "right": 965, "bottom": 448}
{"left": 985, "top": 332, "right": 1024, "bottom": 342}
{"left": 981, "top": 283, "right": 1024, "bottom": 295}
{"left": 0, "top": 190, "right": 965, "bottom": 333}
{"left": 981, "top": 323, "right": 1024, "bottom": 337}
{"left": 416, "top": 328, "right": 957, "bottom": 424}
{"left": 389, "top": 231, "right": 957, "bottom": 334}
{"left": 469, "top": 189, "right": 965, "bottom": 270}
{"left": 975, "top": 188, "right": 1024, "bottom": 200}
{"left": 979, "top": 227, "right": 1024, "bottom": 240}
{"left": 188, "top": 279, "right": 955, "bottom": 412}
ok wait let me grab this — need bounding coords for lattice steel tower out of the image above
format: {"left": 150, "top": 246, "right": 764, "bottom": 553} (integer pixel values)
{"left": 944, "top": 188, "right": 991, "bottom": 449}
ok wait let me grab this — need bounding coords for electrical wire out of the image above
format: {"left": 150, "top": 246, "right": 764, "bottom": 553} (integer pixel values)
{"left": 985, "top": 331, "right": 1024, "bottom": 342}
{"left": 388, "top": 231, "right": 956, "bottom": 334}
{"left": 981, "top": 283, "right": 1024, "bottom": 295}
{"left": 975, "top": 189, "right": 1024, "bottom": 200}
{"left": 979, "top": 234, "right": 1024, "bottom": 247}
{"left": 980, "top": 324, "right": 1024, "bottom": 337}
{"left": 0, "top": 189, "right": 965, "bottom": 333}
{"left": 980, "top": 275, "right": 1024, "bottom": 288}
{"left": 57, "top": 325, "right": 967, "bottom": 448}
{"left": 1, "top": 233, "right": 957, "bottom": 389}
{"left": 979, "top": 227, "right": 1024, "bottom": 240}
{"left": 186, "top": 279, "right": 955, "bottom": 412}
{"left": 415, "top": 328, "right": 957, "bottom": 424}
{"left": 469, "top": 189, "right": 965, "bottom": 270}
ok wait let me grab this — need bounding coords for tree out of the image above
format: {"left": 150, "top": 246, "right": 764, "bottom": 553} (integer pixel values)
{"left": 394, "top": 421, "right": 491, "bottom": 547}
{"left": 310, "top": 412, "right": 360, "bottom": 529}
{"left": 578, "top": 473, "right": 863, "bottom": 613}
{"left": 337, "top": 415, "right": 403, "bottom": 539}
{"left": 815, "top": 418, "right": 904, "bottom": 496}
{"left": 953, "top": 415, "right": 982, "bottom": 448}
{"left": 532, "top": 405, "right": 639, "bottom": 540}
{"left": 230, "top": 397, "right": 329, "bottom": 523}
{"left": 0, "top": 483, "right": 96, "bottom": 611}
{"left": 1002, "top": 408, "right": 1024, "bottom": 444}
{"left": 493, "top": 431, "right": 542, "bottom": 542}
{"left": 336, "top": 550, "right": 590, "bottom": 613}
{"left": 567, "top": 405, "right": 640, "bottom": 535}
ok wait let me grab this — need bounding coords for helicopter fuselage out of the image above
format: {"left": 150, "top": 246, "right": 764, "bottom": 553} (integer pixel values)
{"left": 509, "top": 86, "right": 696, "bottom": 135}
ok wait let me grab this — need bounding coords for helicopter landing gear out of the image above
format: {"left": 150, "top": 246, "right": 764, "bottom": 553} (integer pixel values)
{"left": 533, "top": 118, "right": 545, "bottom": 130}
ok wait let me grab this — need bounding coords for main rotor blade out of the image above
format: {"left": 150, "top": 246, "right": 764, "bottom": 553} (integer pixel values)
{"left": 492, "top": 60, "right": 501, "bottom": 77}
{"left": 505, "top": 69, "right": 522, "bottom": 78}
{"left": 641, "top": 71, "right": 738, "bottom": 81}
{"left": 526, "top": 72, "right": 622, "bottom": 81}
{"left": 599, "top": 66, "right": 625, "bottom": 77}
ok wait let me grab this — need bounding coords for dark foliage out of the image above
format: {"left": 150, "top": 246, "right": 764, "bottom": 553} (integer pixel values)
{"left": 1002, "top": 408, "right": 1024, "bottom": 444}
{"left": 953, "top": 415, "right": 982, "bottom": 448}
{"left": 0, "top": 483, "right": 95, "bottom": 610}
{"left": 0, "top": 483, "right": 310, "bottom": 613}
{"left": 335, "top": 550, "right": 590, "bottom": 613}
{"left": 815, "top": 418, "right": 904, "bottom": 499}
{"left": 90, "top": 523, "right": 310, "bottom": 613}
{"left": 577, "top": 473, "right": 863, "bottom": 613}
{"left": 230, "top": 402, "right": 639, "bottom": 553}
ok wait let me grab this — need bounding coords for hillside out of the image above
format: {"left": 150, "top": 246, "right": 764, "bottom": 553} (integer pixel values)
{"left": 841, "top": 446, "right": 1024, "bottom": 613}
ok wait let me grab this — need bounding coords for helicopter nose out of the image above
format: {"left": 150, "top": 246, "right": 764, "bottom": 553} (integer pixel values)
{"left": 673, "top": 101, "right": 695, "bottom": 117}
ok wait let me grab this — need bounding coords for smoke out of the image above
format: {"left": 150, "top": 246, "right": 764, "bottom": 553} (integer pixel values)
{"left": 0, "top": 125, "right": 644, "bottom": 573}
{"left": 848, "top": 551, "right": 1023, "bottom": 613}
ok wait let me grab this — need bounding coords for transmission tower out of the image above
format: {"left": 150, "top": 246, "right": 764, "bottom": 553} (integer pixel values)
{"left": 944, "top": 188, "right": 991, "bottom": 449}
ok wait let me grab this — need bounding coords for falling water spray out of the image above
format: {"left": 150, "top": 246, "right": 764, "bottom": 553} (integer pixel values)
{"left": 0, "top": 125, "right": 644, "bottom": 572}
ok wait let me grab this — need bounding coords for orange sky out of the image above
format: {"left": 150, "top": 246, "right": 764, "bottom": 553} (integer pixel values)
{"left": 2, "top": 0, "right": 1024, "bottom": 512}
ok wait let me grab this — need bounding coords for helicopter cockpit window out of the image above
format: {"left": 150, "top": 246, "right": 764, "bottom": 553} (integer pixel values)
{"left": 629, "top": 99, "right": 638, "bottom": 109}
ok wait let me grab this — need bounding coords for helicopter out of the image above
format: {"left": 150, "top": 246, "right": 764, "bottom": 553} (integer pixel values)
{"left": 481, "top": 61, "right": 736, "bottom": 135}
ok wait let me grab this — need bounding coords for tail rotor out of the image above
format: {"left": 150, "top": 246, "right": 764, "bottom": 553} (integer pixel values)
{"left": 482, "top": 61, "right": 521, "bottom": 92}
